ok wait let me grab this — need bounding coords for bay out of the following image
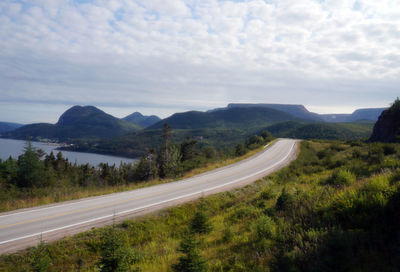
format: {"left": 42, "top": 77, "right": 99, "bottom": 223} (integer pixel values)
{"left": 0, "top": 138, "right": 137, "bottom": 166}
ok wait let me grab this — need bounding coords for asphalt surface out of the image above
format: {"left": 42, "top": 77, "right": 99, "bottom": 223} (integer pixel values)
{"left": 0, "top": 139, "right": 298, "bottom": 254}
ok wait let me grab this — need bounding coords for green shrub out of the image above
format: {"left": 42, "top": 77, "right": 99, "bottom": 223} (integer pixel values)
{"left": 222, "top": 227, "right": 233, "bottom": 243}
{"left": 235, "top": 143, "right": 247, "bottom": 156}
{"left": 259, "top": 187, "right": 275, "bottom": 200}
{"left": 367, "top": 146, "right": 385, "bottom": 165}
{"left": 254, "top": 215, "right": 277, "bottom": 240}
{"left": 230, "top": 206, "right": 261, "bottom": 222}
{"left": 362, "top": 175, "right": 390, "bottom": 195}
{"left": 328, "top": 169, "right": 356, "bottom": 186}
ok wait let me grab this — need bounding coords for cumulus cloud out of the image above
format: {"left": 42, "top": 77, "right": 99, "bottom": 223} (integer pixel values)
{"left": 0, "top": 0, "right": 399, "bottom": 123}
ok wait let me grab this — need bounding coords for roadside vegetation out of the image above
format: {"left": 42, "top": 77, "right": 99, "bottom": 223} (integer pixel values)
{"left": 1, "top": 139, "right": 399, "bottom": 271}
{"left": 0, "top": 125, "right": 274, "bottom": 212}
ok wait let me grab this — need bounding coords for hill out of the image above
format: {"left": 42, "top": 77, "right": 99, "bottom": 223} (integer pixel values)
{"left": 321, "top": 107, "right": 387, "bottom": 122}
{"left": 266, "top": 121, "right": 374, "bottom": 140}
{"left": 369, "top": 99, "right": 400, "bottom": 142}
{"left": 226, "top": 103, "right": 323, "bottom": 121}
{"left": 4, "top": 106, "right": 140, "bottom": 141}
{"left": 148, "top": 107, "right": 300, "bottom": 130}
{"left": 123, "top": 112, "right": 160, "bottom": 127}
{"left": 0, "top": 122, "right": 23, "bottom": 133}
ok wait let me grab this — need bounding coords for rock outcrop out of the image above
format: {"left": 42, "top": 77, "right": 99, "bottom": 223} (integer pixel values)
{"left": 369, "top": 99, "right": 400, "bottom": 142}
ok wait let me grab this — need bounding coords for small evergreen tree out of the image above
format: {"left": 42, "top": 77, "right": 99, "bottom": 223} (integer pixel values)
{"left": 17, "top": 140, "right": 44, "bottom": 187}
{"left": 172, "top": 233, "right": 206, "bottom": 272}
{"left": 190, "top": 210, "right": 213, "bottom": 234}
{"left": 30, "top": 242, "right": 51, "bottom": 272}
{"left": 98, "top": 227, "right": 135, "bottom": 272}
{"left": 134, "top": 150, "right": 158, "bottom": 181}
{"left": 275, "top": 188, "right": 294, "bottom": 211}
{"left": 181, "top": 138, "right": 197, "bottom": 161}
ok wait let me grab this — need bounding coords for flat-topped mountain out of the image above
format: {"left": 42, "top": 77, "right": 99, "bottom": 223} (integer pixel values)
{"left": 4, "top": 106, "right": 140, "bottom": 141}
{"left": 369, "top": 99, "right": 400, "bottom": 142}
{"left": 321, "top": 108, "right": 387, "bottom": 123}
{"left": 226, "top": 103, "right": 322, "bottom": 121}
{"left": 148, "top": 107, "right": 300, "bottom": 130}
{"left": 123, "top": 112, "right": 160, "bottom": 127}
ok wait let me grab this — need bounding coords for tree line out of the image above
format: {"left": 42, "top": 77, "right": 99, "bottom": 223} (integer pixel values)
{"left": 0, "top": 124, "right": 274, "bottom": 200}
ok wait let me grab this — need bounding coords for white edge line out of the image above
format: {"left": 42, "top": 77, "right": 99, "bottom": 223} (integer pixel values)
{"left": 0, "top": 141, "right": 296, "bottom": 246}
{"left": 0, "top": 140, "right": 282, "bottom": 219}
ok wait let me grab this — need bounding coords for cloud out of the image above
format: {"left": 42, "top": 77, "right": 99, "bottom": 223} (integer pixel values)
{"left": 0, "top": 0, "right": 399, "bottom": 122}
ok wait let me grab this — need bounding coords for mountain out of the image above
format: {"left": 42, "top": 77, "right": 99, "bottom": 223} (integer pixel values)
{"left": 123, "top": 112, "right": 161, "bottom": 127}
{"left": 348, "top": 108, "right": 387, "bottom": 121}
{"left": 213, "top": 103, "right": 386, "bottom": 123}
{"left": 0, "top": 122, "right": 23, "bottom": 133}
{"left": 226, "top": 103, "right": 323, "bottom": 121}
{"left": 266, "top": 121, "right": 374, "bottom": 140}
{"left": 369, "top": 99, "right": 400, "bottom": 142}
{"left": 148, "top": 107, "right": 300, "bottom": 130}
{"left": 4, "top": 106, "right": 140, "bottom": 141}
{"left": 321, "top": 108, "right": 387, "bottom": 123}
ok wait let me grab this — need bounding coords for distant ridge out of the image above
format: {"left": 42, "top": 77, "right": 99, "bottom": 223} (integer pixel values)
{"left": 0, "top": 122, "right": 23, "bottom": 134}
{"left": 227, "top": 103, "right": 322, "bottom": 121}
{"left": 321, "top": 108, "right": 387, "bottom": 123}
{"left": 148, "top": 107, "right": 300, "bottom": 130}
{"left": 4, "top": 106, "right": 140, "bottom": 141}
{"left": 123, "top": 112, "right": 161, "bottom": 128}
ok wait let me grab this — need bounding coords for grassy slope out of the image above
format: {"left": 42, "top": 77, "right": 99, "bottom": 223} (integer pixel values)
{"left": 1, "top": 140, "right": 399, "bottom": 271}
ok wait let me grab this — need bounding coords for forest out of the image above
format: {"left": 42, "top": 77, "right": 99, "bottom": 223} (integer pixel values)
{"left": 0, "top": 124, "right": 274, "bottom": 212}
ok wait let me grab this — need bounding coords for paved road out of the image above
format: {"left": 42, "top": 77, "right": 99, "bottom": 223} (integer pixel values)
{"left": 0, "top": 139, "right": 298, "bottom": 254}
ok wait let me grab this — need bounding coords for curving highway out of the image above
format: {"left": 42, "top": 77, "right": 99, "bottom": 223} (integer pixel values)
{"left": 0, "top": 139, "right": 298, "bottom": 254}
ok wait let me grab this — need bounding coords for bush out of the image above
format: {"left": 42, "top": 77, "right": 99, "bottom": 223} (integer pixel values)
{"left": 259, "top": 187, "right": 275, "bottom": 200}
{"left": 222, "top": 227, "right": 233, "bottom": 243}
{"left": 328, "top": 169, "right": 356, "bottom": 186}
{"left": 230, "top": 206, "right": 261, "bottom": 222}
{"left": 275, "top": 188, "right": 294, "bottom": 211}
{"left": 367, "top": 146, "right": 385, "bottom": 165}
{"left": 254, "top": 215, "right": 277, "bottom": 240}
{"left": 362, "top": 175, "right": 390, "bottom": 195}
{"left": 235, "top": 143, "right": 247, "bottom": 156}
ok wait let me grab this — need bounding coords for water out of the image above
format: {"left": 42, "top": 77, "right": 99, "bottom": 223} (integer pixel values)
{"left": 0, "top": 138, "right": 137, "bottom": 166}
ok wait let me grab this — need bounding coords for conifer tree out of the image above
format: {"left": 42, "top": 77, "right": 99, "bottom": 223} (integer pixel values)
{"left": 172, "top": 233, "right": 205, "bottom": 272}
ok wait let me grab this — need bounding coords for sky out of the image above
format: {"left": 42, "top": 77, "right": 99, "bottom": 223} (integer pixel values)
{"left": 0, "top": 0, "right": 399, "bottom": 124}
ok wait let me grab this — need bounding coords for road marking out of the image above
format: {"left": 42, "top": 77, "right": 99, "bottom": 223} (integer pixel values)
{"left": 0, "top": 140, "right": 283, "bottom": 220}
{"left": 0, "top": 141, "right": 286, "bottom": 229}
{"left": 0, "top": 140, "right": 296, "bottom": 246}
